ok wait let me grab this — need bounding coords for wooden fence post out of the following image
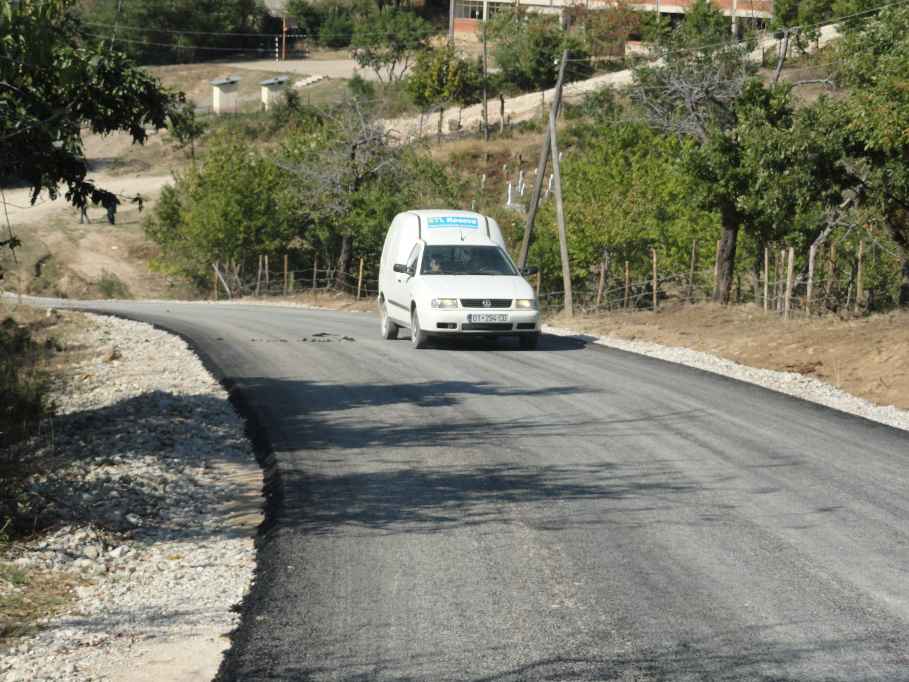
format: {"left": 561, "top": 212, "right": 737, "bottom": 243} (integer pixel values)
{"left": 807, "top": 244, "right": 816, "bottom": 315}
{"left": 825, "top": 241, "right": 837, "bottom": 301}
{"left": 283, "top": 254, "right": 289, "bottom": 295}
{"left": 776, "top": 249, "right": 785, "bottom": 313}
{"left": 855, "top": 240, "right": 864, "bottom": 313}
{"left": 763, "top": 247, "right": 769, "bottom": 313}
{"left": 312, "top": 254, "right": 318, "bottom": 291}
{"left": 255, "top": 255, "right": 263, "bottom": 296}
{"left": 624, "top": 260, "right": 630, "bottom": 309}
{"left": 687, "top": 240, "right": 697, "bottom": 302}
{"left": 784, "top": 246, "right": 795, "bottom": 320}
{"left": 356, "top": 257, "right": 365, "bottom": 300}
{"left": 651, "top": 248, "right": 658, "bottom": 311}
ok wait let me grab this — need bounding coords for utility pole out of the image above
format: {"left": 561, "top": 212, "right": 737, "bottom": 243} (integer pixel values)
{"left": 482, "top": 22, "right": 489, "bottom": 142}
{"left": 282, "top": 16, "right": 288, "bottom": 61}
{"left": 448, "top": 0, "right": 455, "bottom": 44}
{"left": 517, "top": 50, "right": 569, "bottom": 270}
{"left": 549, "top": 106, "right": 572, "bottom": 317}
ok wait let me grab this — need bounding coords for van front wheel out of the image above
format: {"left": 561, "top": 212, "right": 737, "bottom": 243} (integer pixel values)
{"left": 380, "top": 303, "right": 398, "bottom": 340}
{"left": 411, "top": 309, "right": 429, "bottom": 349}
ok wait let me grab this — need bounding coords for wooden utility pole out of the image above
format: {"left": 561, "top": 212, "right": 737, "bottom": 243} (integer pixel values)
{"left": 687, "top": 240, "right": 697, "bottom": 302}
{"left": 763, "top": 247, "right": 769, "bottom": 313}
{"left": 784, "top": 246, "right": 795, "bottom": 320}
{"left": 855, "top": 240, "right": 864, "bottom": 313}
{"left": 312, "top": 254, "right": 318, "bottom": 290}
{"left": 535, "top": 270, "right": 542, "bottom": 298}
{"left": 448, "top": 0, "right": 455, "bottom": 44}
{"left": 282, "top": 16, "right": 288, "bottom": 61}
{"left": 482, "top": 23, "right": 489, "bottom": 143}
{"left": 517, "top": 50, "right": 570, "bottom": 269}
{"left": 549, "top": 108, "right": 572, "bottom": 317}
{"left": 213, "top": 262, "right": 219, "bottom": 301}
{"left": 255, "top": 255, "right": 263, "bottom": 296}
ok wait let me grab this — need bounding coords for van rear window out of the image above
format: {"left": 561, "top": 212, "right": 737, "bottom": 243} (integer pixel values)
{"left": 421, "top": 245, "right": 517, "bottom": 276}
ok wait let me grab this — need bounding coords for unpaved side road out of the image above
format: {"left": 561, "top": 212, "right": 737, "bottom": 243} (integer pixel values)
{"left": 0, "top": 310, "right": 262, "bottom": 682}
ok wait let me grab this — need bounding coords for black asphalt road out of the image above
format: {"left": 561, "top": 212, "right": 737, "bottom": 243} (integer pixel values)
{"left": 45, "top": 301, "right": 909, "bottom": 680}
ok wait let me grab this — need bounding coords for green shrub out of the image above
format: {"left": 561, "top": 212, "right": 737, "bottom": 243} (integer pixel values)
{"left": 0, "top": 318, "right": 48, "bottom": 452}
{"left": 96, "top": 270, "right": 132, "bottom": 299}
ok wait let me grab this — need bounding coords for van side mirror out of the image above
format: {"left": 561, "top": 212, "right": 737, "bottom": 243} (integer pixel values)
{"left": 393, "top": 263, "right": 409, "bottom": 274}
{"left": 522, "top": 266, "right": 539, "bottom": 276}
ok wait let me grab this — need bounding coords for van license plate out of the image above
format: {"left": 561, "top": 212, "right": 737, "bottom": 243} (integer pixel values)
{"left": 467, "top": 313, "right": 508, "bottom": 323}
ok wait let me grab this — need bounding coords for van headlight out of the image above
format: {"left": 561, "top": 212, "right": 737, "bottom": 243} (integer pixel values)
{"left": 431, "top": 298, "right": 459, "bottom": 309}
{"left": 515, "top": 299, "right": 538, "bottom": 310}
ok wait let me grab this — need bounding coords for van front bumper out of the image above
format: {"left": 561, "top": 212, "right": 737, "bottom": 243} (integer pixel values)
{"left": 421, "top": 308, "right": 541, "bottom": 334}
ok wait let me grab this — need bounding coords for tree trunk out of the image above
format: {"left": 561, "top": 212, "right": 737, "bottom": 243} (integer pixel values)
{"left": 335, "top": 235, "right": 353, "bottom": 291}
{"left": 713, "top": 208, "right": 739, "bottom": 304}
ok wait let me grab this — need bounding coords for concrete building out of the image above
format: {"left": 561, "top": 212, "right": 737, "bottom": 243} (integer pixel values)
{"left": 211, "top": 76, "right": 241, "bottom": 115}
{"left": 453, "top": 0, "right": 773, "bottom": 34}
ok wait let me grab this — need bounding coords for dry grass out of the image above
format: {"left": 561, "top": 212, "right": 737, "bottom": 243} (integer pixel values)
{"left": 551, "top": 303, "right": 909, "bottom": 411}
{"left": 0, "top": 564, "right": 82, "bottom": 647}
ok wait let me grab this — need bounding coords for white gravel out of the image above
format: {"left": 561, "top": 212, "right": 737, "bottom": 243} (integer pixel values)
{"left": 545, "top": 324, "right": 909, "bottom": 433}
{"left": 1, "top": 312, "right": 262, "bottom": 682}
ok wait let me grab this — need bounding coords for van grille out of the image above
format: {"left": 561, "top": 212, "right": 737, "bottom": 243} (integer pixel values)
{"left": 462, "top": 323, "right": 514, "bottom": 331}
{"left": 460, "top": 299, "right": 512, "bottom": 308}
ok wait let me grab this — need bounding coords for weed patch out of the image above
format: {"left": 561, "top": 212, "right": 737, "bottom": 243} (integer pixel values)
{"left": 95, "top": 270, "right": 131, "bottom": 299}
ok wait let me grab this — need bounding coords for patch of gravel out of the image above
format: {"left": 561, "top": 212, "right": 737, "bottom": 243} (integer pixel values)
{"left": 1, "top": 312, "right": 262, "bottom": 682}
{"left": 545, "top": 324, "right": 909, "bottom": 433}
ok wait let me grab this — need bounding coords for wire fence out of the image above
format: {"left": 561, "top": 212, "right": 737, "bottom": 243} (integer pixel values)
{"left": 213, "top": 235, "right": 899, "bottom": 320}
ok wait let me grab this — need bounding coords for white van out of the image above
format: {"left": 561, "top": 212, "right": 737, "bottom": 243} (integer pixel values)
{"left": 377, "top": 209, "right": 541, "bottom": 349}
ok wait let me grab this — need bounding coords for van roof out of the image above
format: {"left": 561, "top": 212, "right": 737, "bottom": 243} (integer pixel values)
{"left": 404, "top": 210, "right": 499, "bottom": 245}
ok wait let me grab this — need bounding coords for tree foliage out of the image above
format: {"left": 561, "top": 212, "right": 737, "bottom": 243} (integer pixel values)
{"left": 486, "top": 9, "right": 592, "bottom": 91}
{"left": 351, "top": 8, "right": 432, "bottom": 82}
{"left": 1, "top": 0, "right": 176, "bottom": 239}
{"left": 144, "top": 131, "right": 298, "bottom": 282}
{"left": 406, "top": 45, "right": 481, "bottom": 109}
{"left": 78, "top": 0, "right": 267, "bottom": 64}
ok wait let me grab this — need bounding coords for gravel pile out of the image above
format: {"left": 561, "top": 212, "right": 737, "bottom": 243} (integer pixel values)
{"left": 1, "top": 312, "right": 261, "bottom": 682}
{"left": 545, "top": 324, "right": 909, "bottom": 432}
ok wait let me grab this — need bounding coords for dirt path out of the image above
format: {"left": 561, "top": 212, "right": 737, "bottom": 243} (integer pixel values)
{"left": 551, "top": 303, "right": 909, "bottom": 411}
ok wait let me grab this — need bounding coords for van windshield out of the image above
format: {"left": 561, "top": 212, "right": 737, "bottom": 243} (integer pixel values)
{"left": 420, "top": 245, "right": 518, "bottom": 276}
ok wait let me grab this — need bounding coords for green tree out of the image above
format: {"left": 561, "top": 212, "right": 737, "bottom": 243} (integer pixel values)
{"left": 407, "top": 46, "right": 480, "bottom": 132}
{"left": 351, "top": 8, "right": 432, "bottom": 82}
{"left": 531, "top": 122, "right": 718, "bottom": 295}
{"left": 166, "top": 100, "right": 208, "bottom": 164}
{"left": 487, "top": 8, "right": 592, "bottom": 91}
{"left": 79, "top": 0, "right": 267, "bottom": 64}
{"left": 1, "top": 0, "right": 175, "bottom": 274}
{"left": 145, "top": 132, "right": 297, "bottom": 283}
{"left": 630, "top": 2, "right": 768, "bottom": 303}
{"left": 820, "top": 5, "right": 909, "bottom": 303}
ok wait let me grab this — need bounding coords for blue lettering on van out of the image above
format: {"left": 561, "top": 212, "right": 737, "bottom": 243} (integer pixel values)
{"left": 426, "top": 216, "right": 479, "bottom": 229}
